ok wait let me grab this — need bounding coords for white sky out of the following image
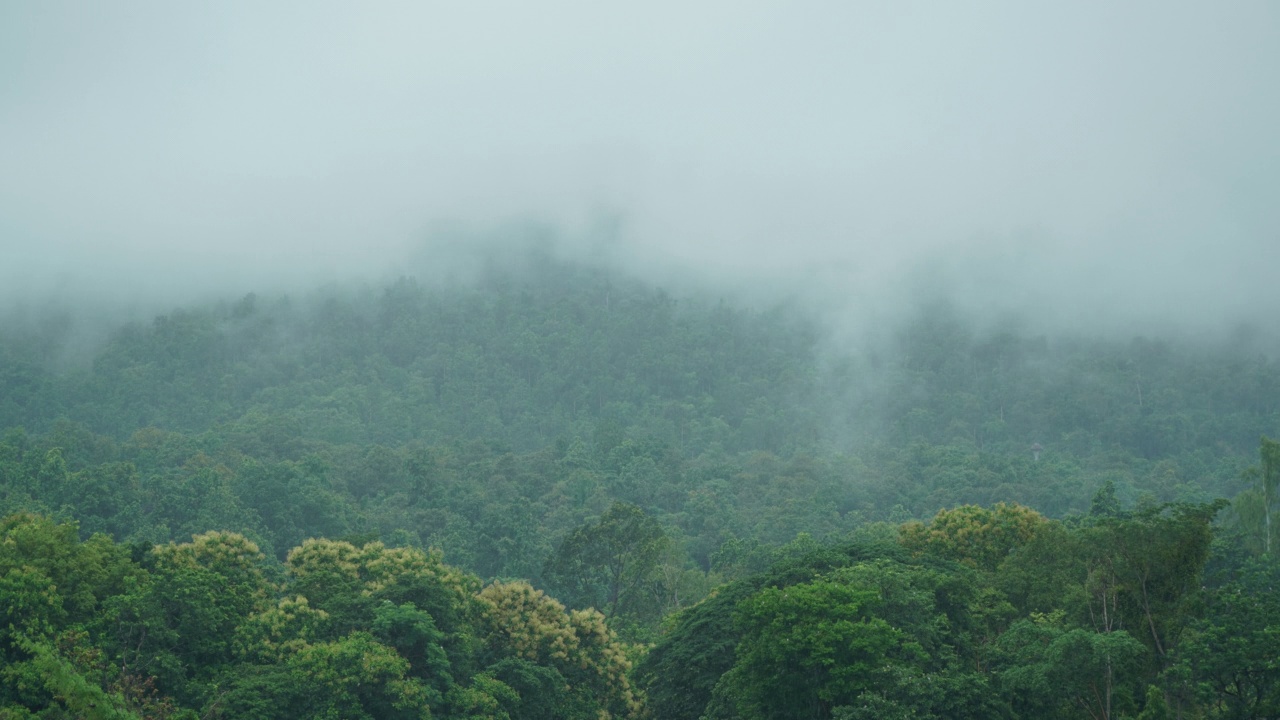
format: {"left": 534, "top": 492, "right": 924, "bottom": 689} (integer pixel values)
{"left": 2, "top": 1, "right": 1277, "bottom": 329}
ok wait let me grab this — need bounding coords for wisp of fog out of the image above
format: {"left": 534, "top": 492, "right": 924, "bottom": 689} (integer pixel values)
{"left": 2, "top": 1, "right": 1277, "bottom": 335}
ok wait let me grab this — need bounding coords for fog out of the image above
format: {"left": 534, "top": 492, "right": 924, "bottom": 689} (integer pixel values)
{"left": 2, "top": 1, "right": 1278, "bottom": 335}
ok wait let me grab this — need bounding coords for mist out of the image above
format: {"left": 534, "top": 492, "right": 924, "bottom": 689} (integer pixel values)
{"left": 2, "top": 1, "right": 1277, "bottom": 336}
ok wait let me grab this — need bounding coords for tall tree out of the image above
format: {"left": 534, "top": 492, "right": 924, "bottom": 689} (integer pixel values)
{"left": 1257, "top": 436, "right": 1280, "bottom": 555}
{"left": 544, "top": 502, "right": 668, "bottom": 622}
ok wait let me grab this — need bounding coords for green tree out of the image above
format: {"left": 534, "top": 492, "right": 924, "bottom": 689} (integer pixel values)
{"left": 717, "top": 577, "right": 913, "bottom": 720}
{"left": 1258, "top": 436, "right": 1279, "bottom": 556}
{"left": 1087, "top": 503, "right": 1222, "bottom": 662}
{"left": 1173, "top": 559, "right": 1280, "bottom": 719}
{"left": 1235, "top": 436, "right": 1280, "bottom": 556}
{"left": 544, "top": 502, "right": 668, "bottom": 622}
{"left": 476, "top": 581, "right": 642, "bottom": 719}
{"left": 146, "top": 530, "right": 273, "bottom": 697}
{"left": 899, "top": 503, "right": 1049, "bottom": 572}
{"left": 996, "top": 614, "right": 1146, "bottom": 720}
{"left": 217, "top": 632, "right": 435, "bottom": 720}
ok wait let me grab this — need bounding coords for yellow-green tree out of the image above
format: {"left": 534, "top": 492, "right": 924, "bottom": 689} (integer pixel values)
{"left": 477, "top": 580, "right": 643, "bottom": 719}
{"left": 899, "top": 503, "right": 1048, "bottom": 572}
{"left": 150, "top": 531, "right": 273, "bottom": 670}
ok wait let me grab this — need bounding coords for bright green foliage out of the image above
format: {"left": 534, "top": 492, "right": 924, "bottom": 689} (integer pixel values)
{"left": 709, "top": 556, "right": 1012, "bottom": 720}
{"left": 5, "top": 636, "right": 141, "bottom": 720}
{"left": 0, "top": 517, "right": 182, "bottom": 718}
{"left": 0, "top": 514, "right": 136, "bottom": 629}
{"left": 219, "top": 631, "right": 434, "bottom": 720}
{"left": 0, "top": 508, "right": 650, "bottom": 719}
{"left": 284, "top": 538, "right": 365, "bottom": 615}
{"left": 725, "top": 578, "right": 906, "bottom": 718}
{"left": 233, "top": 596, "right": 331, "bottom": 662}
{"left": 1137, "top": 685, "right": 1173, "bottom": 720}
{"left": 643, "top": 539, "right": 1006, "bottom": 720}
{"left": 285, "top": 632, "right": 434, "bottom": 719}
{"left": 285, "top": 537, "right": 481, "bottom": 674}
{"left": 643, "top": 502, "right": 1236, "bottom": 720}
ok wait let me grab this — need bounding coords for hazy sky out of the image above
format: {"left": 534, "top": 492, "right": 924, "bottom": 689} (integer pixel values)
{"left": 2, "top": 1, "right": 1277, "bottom": 329}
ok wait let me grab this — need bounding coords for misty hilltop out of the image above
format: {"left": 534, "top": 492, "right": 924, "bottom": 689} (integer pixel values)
{"left": 3, "top": 245, "right": 1275, "bottom": 517}
{"left": 2, "top": 3, "right": 1278, "bottom": 335}
{"left": 1, "top": 246, "right": 1278, "bottom": 718}
{"left": 2, "top": 4, "right": 1279, "bottom": 719}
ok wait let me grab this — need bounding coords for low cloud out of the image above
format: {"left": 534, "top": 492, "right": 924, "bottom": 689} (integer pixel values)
{"left": 2, "top": 1, "right": 1276, "bottom": 335}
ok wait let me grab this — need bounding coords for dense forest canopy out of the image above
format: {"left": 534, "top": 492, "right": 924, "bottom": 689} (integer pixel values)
{"left": 5, "top": 0, "right": 1278, "bottom": 716}
{"left": 1, "top": 249, "right": 1278, "bottom": 719}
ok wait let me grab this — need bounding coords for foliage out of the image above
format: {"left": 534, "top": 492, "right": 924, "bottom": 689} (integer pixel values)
{"left": 899, "top": 502, "right": 1049, "bottom": 571}
{"left": 476, "top": 581, "right": 641, "bottom": 719}
{"left": 2, "top": 253, "right": 1279, "bottom": 717}
{"left": 543, "top": 501, "right": 668, "bottom": 622}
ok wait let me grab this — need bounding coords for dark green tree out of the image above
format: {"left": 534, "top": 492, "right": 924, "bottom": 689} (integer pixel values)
{"left": 544, "top": 502, "right": 668, "bottom": 622}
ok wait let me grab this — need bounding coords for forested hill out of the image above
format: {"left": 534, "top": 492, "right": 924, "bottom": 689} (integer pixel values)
{"left": 1, "top": 255, "right": 830, "bottom": 456}
{"left": 2, "top": 252, "right": 1280, "bottom": 718}
{"left": 3, "top": 252, "right": 1276, "bottom": 505}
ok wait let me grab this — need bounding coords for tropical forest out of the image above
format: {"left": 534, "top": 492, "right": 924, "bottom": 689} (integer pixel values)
{"left": 0, "top": 246, "right": 1277, "bottom": 720}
